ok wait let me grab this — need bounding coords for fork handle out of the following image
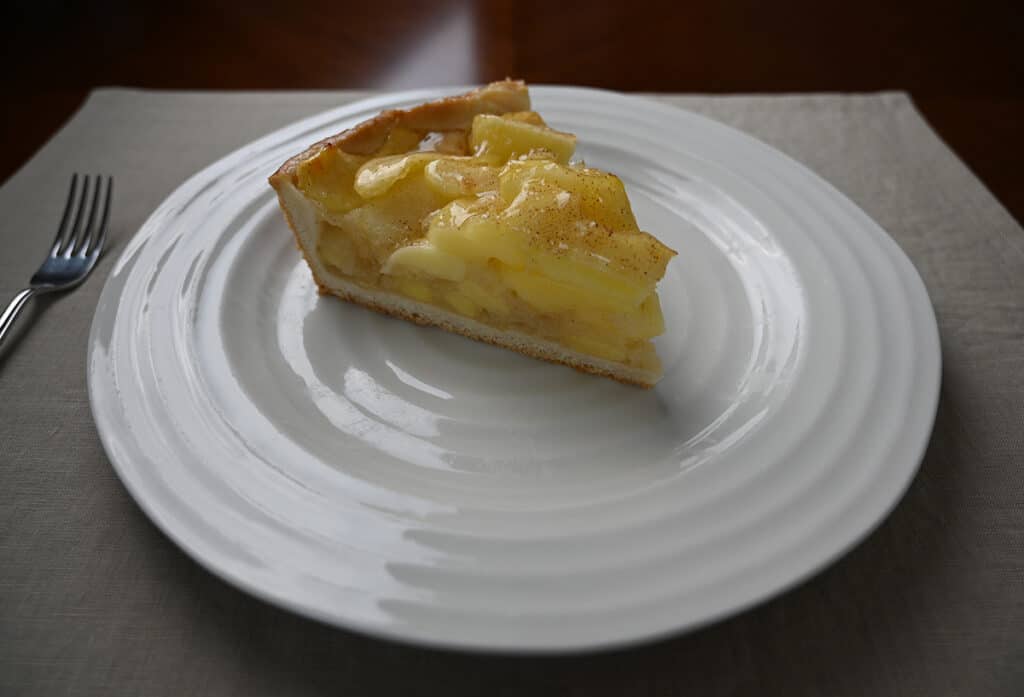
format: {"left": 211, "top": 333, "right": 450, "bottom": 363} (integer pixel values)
{"left": 0, "top": 288, "right": 36, "bottom": 347}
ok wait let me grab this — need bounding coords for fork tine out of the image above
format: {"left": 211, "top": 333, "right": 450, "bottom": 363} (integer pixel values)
{"left": 49, "top": 174, "right": 79, "bottom": 255}
{"left": 88, "top": 177, "right": 112, "bottom": 257}
{"left": 75, "top": 176, "right": 105, "bottom": 256}
{"left": 59, "top": 175, "right": 92, "bottom": 256}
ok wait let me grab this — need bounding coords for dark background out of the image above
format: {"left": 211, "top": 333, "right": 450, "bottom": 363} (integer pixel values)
{"left": 2, "top": 0, "right": 1022, "bottom": 222}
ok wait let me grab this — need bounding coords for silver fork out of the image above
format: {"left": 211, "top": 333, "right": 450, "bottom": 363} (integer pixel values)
{"left": 0, "top": 174, "right": 112, "bottom": 347}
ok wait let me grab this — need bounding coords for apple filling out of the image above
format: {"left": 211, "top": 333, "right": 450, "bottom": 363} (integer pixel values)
{"left": 295, "top": 112, "right": 676, "bottom": 371}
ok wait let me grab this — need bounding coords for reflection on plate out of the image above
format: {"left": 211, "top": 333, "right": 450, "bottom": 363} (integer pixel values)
{"left": 88, "top": 86, "right": 940, "bottom": 651}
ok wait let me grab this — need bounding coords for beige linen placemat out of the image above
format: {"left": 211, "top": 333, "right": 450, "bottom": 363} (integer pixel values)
{"left": 1, "top": 89, "right": 1021, "bottom": 696}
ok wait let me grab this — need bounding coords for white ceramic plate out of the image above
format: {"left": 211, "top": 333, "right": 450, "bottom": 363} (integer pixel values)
{"left": 88, "top": 86, "right": 940, "bottom": 651}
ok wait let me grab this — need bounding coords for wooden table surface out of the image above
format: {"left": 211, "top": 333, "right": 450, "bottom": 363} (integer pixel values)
{"left": 3, "top": 0, "right": 1022, "bottom": 224}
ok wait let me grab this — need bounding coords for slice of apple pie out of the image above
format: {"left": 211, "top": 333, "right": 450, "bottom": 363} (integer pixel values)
{"left": 269, "top": 80, "right": 676, "bottom": 387}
